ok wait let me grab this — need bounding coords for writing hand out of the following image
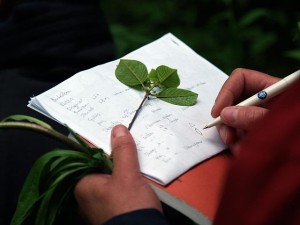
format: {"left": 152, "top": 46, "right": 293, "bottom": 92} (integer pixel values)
{"left": 211, "top": 68, "right": 280, "bottom": 150}
{"left": 74, "top": 125, "right": 162, "bottom": 225}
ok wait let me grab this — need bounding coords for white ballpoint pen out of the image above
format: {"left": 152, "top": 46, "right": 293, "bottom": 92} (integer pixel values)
{"left": 203, "top": 69, "right": 300, "bottom": 129}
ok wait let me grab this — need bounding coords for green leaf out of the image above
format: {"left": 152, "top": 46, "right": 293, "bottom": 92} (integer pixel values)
{"left": 48, "top": 162, "right": 87, "bottom": 187}
{"left": 157, "top": 88, "right": 198, "bottom": 106}
{"left": 33, "top": 150, "right": 99, "bottom": 225}
{"left": 66, "top": 126, "right": 105, "bottom": 157}
{"left": 35, "top": 186, "right": 56, "bottom": 225}
{"left": 35, "top": 167, "right": 85, "bottom": 225}
{"left": 43, "top": 184, "right": 75, "bottom": 225}
{"left": 1, "top": 114, "right": 53, "bottom": 130}
{"left": 67, "top": 127, "right": 91, "bottom": 149}
{"left": 148, "top": 69, "right": 158, "bottom": 83}
{"left": 10, "top": 153, "right": 53, "bottom": 225}
{"left": 65, "top": 126, "right": 112, "bottom": 170}
{"left": 10, "top": 149, "right": 89, "bottom": 225}
{"left": 51, "top": 167, "right": 86, "bottom": 189}
{"left": 115, "top": 59, "right": 148, "bottom": 87}
{"left": 155, "top": 65, "right": 180, "bottom": 87}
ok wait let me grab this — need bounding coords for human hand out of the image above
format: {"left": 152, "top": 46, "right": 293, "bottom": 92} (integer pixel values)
{"left": 74, "top": 124, "right": 162, "bottom": 225}
{"left": 211, "top": 68, "right": 280, "bottom": 150}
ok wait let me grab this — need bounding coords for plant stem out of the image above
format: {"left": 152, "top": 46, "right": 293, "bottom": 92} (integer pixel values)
{"left": 0, "top": 121, "right": 89, "bottom": 154}
{"left": 128, "top": 92, "right": 149, "bottom": 130}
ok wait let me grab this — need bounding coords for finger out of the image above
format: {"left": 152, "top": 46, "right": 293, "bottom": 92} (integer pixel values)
{"left": 220, "top": 106, "right": 269, "bottom": 130}
{"left": 218, "top": 124, "right": 236, "bottom": 145}
{"left": 211, "top": 68, "right": 279, "bottom": 117}
{"left": 110, "top": 124, "right": 140, "bottom": 180}
{"left": 231, "top": 141, "right": 242, "bottom": 156}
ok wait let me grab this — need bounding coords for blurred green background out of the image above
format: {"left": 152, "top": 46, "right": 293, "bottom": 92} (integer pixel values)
{"left": 100, "top": 0, "right": 299, "bottom": 77}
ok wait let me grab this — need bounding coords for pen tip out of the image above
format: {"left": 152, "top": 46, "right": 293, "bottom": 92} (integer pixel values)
{"left": 203, "top": 126, "right": 208, "bottom": 130}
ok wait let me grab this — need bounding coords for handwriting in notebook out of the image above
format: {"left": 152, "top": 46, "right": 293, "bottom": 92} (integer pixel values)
{"left": 29, "top": 33, "right": 227, "bottom": 185}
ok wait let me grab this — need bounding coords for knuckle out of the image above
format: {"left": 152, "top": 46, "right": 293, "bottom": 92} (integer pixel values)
{"left": 231, "top": 68, "right": 244, "bottom": 77}
{"left": 245, "top": 109, "right": 257, "bottom": 121}
{"left": 240, "top": 108, "right": 267, "bottom": 128}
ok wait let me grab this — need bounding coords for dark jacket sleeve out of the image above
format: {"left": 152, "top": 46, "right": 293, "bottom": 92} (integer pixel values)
{"left": 103, "top": 209, "right": 169, "bottom": 225}
{"left": 0, "top": 1, "right": 114, "bottom": 225}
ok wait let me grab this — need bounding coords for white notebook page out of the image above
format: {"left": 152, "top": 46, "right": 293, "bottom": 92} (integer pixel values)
{"left": 28, "top": 33, "right": 228, "bottom": 185}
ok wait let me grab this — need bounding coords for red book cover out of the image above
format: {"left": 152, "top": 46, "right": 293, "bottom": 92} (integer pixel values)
{"left": 148, "top": 152, "right": 232, "bottom": 225}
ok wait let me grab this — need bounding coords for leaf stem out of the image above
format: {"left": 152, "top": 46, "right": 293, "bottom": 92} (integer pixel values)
{"left": 128, "top": 92, "right": 149, "bottom": 130}
{"left": 0, "top": 122, "right": 89, "bottom": 154}
{"left": 148, "top": 82, "right": 159, "bottom": 93}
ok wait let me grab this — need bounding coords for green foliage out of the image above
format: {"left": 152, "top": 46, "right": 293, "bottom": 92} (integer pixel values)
{"left": 0, "top": 115, "right": 113, "bottom": 225}
{"left": 115, "top": 59, "right": 148, "bottom": 86}
{"left": 11, "top": 150, "right": 88, "bottom": 225}
{"left": 115, "top": 59, "right": 198, "bottom": 129}
{"left": 115, "top": 59, "right": 198, "bottom": 106}
{"left": 154, "top": 65, "right": 180, "bottom": 88}
{"left": 157, "top": 88, "right": 198, "bottom": 106}
{"left": 2, "top": 114, "right": 53, "bottom": 130}
{"left": 101, "top": 0, "right": 300, "bottom": 76}
{"left": 285, "top": 22, "right": 300, "bottom": 61}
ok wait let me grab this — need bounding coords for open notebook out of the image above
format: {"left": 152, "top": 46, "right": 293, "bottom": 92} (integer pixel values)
{"left": 28, "top": 33, "right": 228, "bottom": 185}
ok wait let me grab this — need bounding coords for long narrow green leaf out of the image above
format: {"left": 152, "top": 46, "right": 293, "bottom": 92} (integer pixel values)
{"left": 35, "top": 167, "right": 86, "bottom": 225}
{"left": 46, "top": 169, "right": 94, "bottom": 225}
{"left": 51, "top": 166, "right": 87, "bottom": 189}
{"left": 10, "top": 153, "right": 57, "bottom": 225}
{"left": 67, "top": 126, "right": 106, "bottom": 157}
{"left": 10, "top": 149, "right": 89, "bottom": 225}
{"left": 48, "top": 162, "right": 88, "bottom": 187}
{"left": 35, "top": 186, "right": 56, "bottom": 225}
{"left": 67, "top": 127, "right": 91, "bottom": 149}
{"left": 50, "top": 156, "right": 87, "bottom": 172}
{"left": 1, "top": 114, "right": 53, "bottom": 130}
{"left": 49, "top": 156, "right": 70, "bottom": 171}
{"left": 52, "top": 151, "right": 90, "bottom": 167}
{"left": 46, "top": 185, "right": 74, "bottom": 225}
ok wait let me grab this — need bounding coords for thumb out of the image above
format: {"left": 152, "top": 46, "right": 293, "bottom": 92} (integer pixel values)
{"left": 220, "top": 106, "right": 269, "bottom": 130}
{"left": 110, "top": 124, "right": 140, "bottom": 179}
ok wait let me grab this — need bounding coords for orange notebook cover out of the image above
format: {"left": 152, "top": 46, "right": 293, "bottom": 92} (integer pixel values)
{"left": 147, "top": 151, "right": 232, "bottom": 225}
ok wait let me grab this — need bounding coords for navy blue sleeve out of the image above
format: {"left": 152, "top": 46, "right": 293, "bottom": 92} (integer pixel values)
{"left": 103, "top": 209, "right": 169, "bottom": 225}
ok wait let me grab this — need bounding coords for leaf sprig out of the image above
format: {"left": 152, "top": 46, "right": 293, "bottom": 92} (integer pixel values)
{"left": 115, "top": 59, "right": 198, "bottom": 129}
{"left": 0, "top": 115, "right": 112, "bottom": 225}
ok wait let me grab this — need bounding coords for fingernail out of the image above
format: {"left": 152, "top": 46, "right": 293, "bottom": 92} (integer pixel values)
{"left": 211, "top": 103, "right": 217, "bottom": 117}
{"left": 112, "top": 125, "right": 129, "bottom": 138}
{"left": 211, "top": 97, "right": 220, "bottom": 117}
{"left": 221, "top": 107, "right": 239, "bottom": 124}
